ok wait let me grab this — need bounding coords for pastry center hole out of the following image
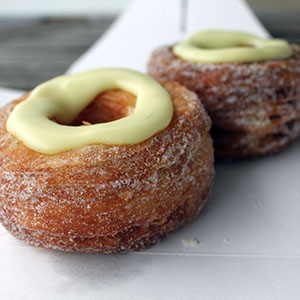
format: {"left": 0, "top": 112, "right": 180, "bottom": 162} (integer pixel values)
{"left": 70, "top": 89, "right": 136, "bottom": 126}
{"left": 196, "top": 43, "right": 254, "bottom": 49}
{"left": 237, "top": 44, "right": 254, "bottom": 48}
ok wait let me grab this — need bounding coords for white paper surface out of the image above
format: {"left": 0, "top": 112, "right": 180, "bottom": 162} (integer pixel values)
{"left": 1, "top": 0, "right": 300, "bottom": 299}
{"left": 68, "top": 0, "right": 269, "bottom": 73}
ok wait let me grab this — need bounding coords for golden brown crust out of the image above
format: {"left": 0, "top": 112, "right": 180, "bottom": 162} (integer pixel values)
{"left": 147, "top": 44, "right": 300, "bottom": 158}
{"left": 212, "top": 118, "right": 300, "bottom": 158}
{"left": 0, "top": 80, "right": 214, "bottom": 252}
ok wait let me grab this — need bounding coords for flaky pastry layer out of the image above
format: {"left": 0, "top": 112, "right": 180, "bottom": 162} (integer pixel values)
{"left": 0, "top": 80, "right": 214, "bottom": 252}
{"left": 148, "top": 45, "right": 300, "bottom": 157}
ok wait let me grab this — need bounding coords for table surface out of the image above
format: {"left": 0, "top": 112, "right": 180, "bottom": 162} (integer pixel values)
{"left": 0, "top": 13, "right": 299, "bottom": 91}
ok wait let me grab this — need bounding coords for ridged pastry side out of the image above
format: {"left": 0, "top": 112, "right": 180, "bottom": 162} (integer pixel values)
{"left": 0, "top": 80, "right": 214, "bottom": 252}
{"left": 148, "top": 45, "right": 300, "bottom": 158}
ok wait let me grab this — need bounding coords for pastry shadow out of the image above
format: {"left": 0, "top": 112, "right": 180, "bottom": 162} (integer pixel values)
{"left": 48, "top": 251, "right": 149, "bottom": 296}
{"left": 181, "top": 137, "right": 300, "bottom": 248}
{"left": 202, "top": 135, "right": 300, "bottom": 218}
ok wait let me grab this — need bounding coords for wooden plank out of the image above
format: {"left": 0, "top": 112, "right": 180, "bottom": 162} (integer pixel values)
{"left": 0, "top": 15, "right": 298, "bottom": 91}
{"left": 0, "top": 17, "right": 114, "bottom": 90}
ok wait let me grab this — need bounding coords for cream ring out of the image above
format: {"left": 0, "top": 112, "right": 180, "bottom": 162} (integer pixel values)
{"left": 173, "top": 30, "right": 293, "bottom": 63}
{"left": 6, "top": 68, "right": 173, "bottom": 155}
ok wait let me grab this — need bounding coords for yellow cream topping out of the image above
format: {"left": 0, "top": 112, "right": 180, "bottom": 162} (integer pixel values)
{"left": 173, "top": 30, "right": 293, "bottom": 63}
{"left": 6, "top": 68, "right": 173, "bottom": 155}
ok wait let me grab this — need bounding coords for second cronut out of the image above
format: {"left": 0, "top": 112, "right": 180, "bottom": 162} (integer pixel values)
{"left": 148, "top": 44, "right": 300, "bottom": 157}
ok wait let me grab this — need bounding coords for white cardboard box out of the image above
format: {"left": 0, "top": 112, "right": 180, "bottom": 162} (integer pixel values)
{"left": 1, "top": 1, "right": 299, "bottom": 299}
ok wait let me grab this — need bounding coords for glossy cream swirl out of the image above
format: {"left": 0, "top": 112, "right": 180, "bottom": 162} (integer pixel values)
{"left": 6, "top": 68, "right": 173, "bottom": 154}
{"left": 173, "top": 30, "right": 293, "bottom": 63}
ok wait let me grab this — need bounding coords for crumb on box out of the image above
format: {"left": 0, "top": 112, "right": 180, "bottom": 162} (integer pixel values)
{"left": 181, "top": 238, "right": 200, "bottom": 247}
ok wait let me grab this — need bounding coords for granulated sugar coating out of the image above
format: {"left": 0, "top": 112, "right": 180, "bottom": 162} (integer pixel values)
{"left": 0, "top": 80, "right": 214, "bottom": 253}
{"left": 148, "top": 44, "right": 300, "bottom": 158}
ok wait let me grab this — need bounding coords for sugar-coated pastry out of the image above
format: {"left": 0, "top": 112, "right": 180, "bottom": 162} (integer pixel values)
{"left": 148, "top": 30, "right": 300, "bottom": 158}
{"left": 0, "top": 68, "right": 214, "bottom": 253}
